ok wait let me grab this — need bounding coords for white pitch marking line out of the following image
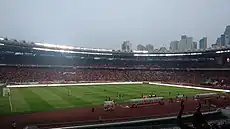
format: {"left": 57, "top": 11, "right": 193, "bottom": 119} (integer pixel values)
{"left": 8, "top": 93, "right": 13, "bottom": 112}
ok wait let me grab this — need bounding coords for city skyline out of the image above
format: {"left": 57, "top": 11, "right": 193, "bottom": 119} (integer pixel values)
{"left": 0, "top": 0, "right": 230, "bottom": 50}
{"left": 1, "top": 25, "right": 230, "bottom": 52}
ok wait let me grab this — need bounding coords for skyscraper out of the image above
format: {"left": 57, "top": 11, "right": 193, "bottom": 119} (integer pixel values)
{"left": 216, "top": 37, "right": 221, "bottom": 46}
{"left": 192, "top": 42, "right": 197, "bottom": 50}
{"left": 199, "top": 37, "right": 207, "bottom": 49}
{"left": 226, "top": 35, "right": 229, "bottom": 46}
{"left": 121, "top": 40, "right": 132, "bottom": 52}
{"left": 224, "top": 25, "right": 230, "bottom": 45}
{"left": 170, "top": 41, "right": 179, "bottom": 52}
{"left": 145, "top": 44, "right": 154, "bottom": 52}
{"left": 220, "top": 34, "right": 226, "bottom": 46}
{"left": 178, "top": 35, "right": 193, "bottom": 52}
{"left": 181, "top": 35, "right": 187, "bottom": 39}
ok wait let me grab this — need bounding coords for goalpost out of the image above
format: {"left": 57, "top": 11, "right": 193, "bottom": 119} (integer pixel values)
{"left": 3, "top": 88, "right": 10, "bottom": 97}
{"left": 2, "top": 85, "right": 13, "bottom": 112}
{"left": 0, "top": 83, "right": 10, "bottom": 97}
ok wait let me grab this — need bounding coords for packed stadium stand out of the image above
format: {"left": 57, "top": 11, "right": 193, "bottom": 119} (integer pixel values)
{"left": 1, "top": 38, "right": 230, "bottom": 87}
{"left": 1, "top": 68, "right": 230, "bottom": 89}
{"left": 1, "top": 39, "right": 230, "bottom": 129}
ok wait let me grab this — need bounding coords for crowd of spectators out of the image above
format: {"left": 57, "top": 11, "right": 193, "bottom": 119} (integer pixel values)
{"left": 114, "top": 101, "right": 230, "bottom": 129}
{"left": 176, "top": 100, "right": 230, "bottom": 129}
{"left": 1, "top": 67, "right": 230, "bottom": 87}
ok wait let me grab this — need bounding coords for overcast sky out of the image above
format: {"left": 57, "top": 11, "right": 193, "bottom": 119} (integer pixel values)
{"left": 0, "top": 0, "right": 230, "bottom": 50}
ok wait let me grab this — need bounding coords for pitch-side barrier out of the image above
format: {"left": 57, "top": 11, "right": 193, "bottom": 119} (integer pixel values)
{"left": 7, "top": 82, "right": 230, "bottom": 92}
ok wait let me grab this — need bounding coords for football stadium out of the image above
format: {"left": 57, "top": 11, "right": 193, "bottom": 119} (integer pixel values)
{"left": 1, "top": 38, "right": 230, "bottom": 129}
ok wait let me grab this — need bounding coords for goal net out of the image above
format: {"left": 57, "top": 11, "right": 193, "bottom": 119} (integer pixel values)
{"left": 3, "top": 88, "right": 10, "bottom": 97}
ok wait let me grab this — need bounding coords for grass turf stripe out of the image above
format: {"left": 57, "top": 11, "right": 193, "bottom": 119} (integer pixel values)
{"left": 47, "top": 87, "right": 93, "bottom": 108}
{"left": 20, "top": 88, "right": 54, "bottom": 112}
{"left": 10, "top": 88, "right": 31, "bottom": 113}
{"left": 37, "top": 88, "right": 75, "bottom": 109}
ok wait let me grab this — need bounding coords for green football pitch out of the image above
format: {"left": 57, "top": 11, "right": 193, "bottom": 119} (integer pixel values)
{"left": 0, "top": 84, "right": 219, "bottom": 116}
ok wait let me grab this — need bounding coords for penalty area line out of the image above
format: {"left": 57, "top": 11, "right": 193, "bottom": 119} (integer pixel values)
{"left": 8, "top": 95, "right": 13, "bottom": 112}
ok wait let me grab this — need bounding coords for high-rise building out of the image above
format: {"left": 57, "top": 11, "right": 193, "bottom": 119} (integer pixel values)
{"left": 224, "top": 25, "right": 230, "bottom": 33}
{"left": 224, "top": 25, "right": 230, "bottom": 45}
{"left": 226, "top": 35, "right": 229, "bottom": 46}
{"left": 192, "top": 42, "right": 197, "bottom": 50}
{"left": 224, "top": 34, "right": 229, "bottom": 46}
{"left": 186, "top": 37, "right": 193, "bottom": 50}
{"left": 181, "top": 35, "right": 187, "bottom": 39}
{"left": 137, "top": 44, "right": 146, "bottom": 51}
{"left": 169, "top": 41, "right": 179, "bottom": 52}
{"left": 199, "top": 37, "right": 207, "bottom": 50}
{"left": 220, "top": 34, "right": 226, "bottom": 46}
{"left": 121, "top": 40, "right": 132, "bottom": 52}
{"left": 146, "top": 44, "right": 154, "bottom": 52}
{"left": 216, "top": 37, "right": 221, "bottom": 46}
{"left": 178, "top": 35, "right": 193, "bottom": 52}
